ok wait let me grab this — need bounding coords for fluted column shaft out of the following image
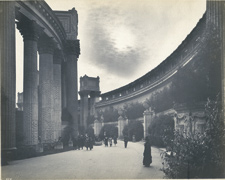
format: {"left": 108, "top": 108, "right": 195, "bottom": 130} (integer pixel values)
{"left": 53, "top": 51, "right": 62, "bottom": 140}
{"left": 65, "top": 40, "right": 80, "bottom": 138}
{"left": 221, "top": 2, "right": 225, "bottom": 124}
{"left": 80, "top": 91, "right": 89, "bottom": 129}
{"left": 38, "top": 36, "right": 55, "bottom": 143}
{"left": 61, "top": 63, "right": 67, "bottom": 110}
{"left": 0, "top": 1, "right": 16, "bottom": 150}
{"left": 17, "top": 20, "right": 41, "bottom": 146}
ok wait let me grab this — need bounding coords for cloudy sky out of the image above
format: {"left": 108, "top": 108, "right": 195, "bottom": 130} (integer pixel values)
{"left": 16, "top": 0, "right": 206, "bottom": 95}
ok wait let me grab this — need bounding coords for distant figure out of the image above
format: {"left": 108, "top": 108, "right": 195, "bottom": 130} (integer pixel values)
{"left": 143, "top": 136, "right": 152, "bottom": 167}
{"left": 113, "top": 136, "right": 117, "bottom": 146}
{"left": 124, "top": 135, "right": 129, "bottom": 148}
{"left": 77, "top": 135, "right": 81, "bottom": 150}
{"left": 80, "top": 135, "right": 84, "bottom": 149}
{"left": 104, "top": 136, "right": 108, "bottom": 147}
{"left": 89, "top": 136, "right": 93, "bottom": 150}
{"left": 85, "top": 134, "right": 90, "bottom": 150}
{"left": 73, "top": 137, "right": 77, "bottom": 150}
{"left": 109, "top": 137, "right": 113, "bottom": 147}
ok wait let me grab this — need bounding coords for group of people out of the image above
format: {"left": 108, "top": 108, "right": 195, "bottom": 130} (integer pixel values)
{"left": 104, "top": 136, "right": 117, "bottom": 147}
{"left": 73, "top": 134, "right": 94, "bottom": 150}
{"left": 74, "top": 133, "right": 152, "bottom": 167}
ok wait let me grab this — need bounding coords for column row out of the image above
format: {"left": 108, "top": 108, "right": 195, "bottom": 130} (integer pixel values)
{"left": 17, "top": 19, "right": 65, "bottom": 145}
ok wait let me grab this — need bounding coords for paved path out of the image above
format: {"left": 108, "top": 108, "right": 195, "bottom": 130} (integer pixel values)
{"left": 2, "top": 140, "right": 165, "bottom": 179}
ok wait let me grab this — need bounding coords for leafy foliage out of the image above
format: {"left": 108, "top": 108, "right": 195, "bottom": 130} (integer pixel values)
{"left": 102, "top": 106, "right": 119, "bottom": 122}
{"left": 162, "top": 98, "right": 225, "bottom": 178}
{"left": 148, "top": 115, "right": 174, "bottom": 147}
{"left": 123, "top": 120, "right": 144, "bottom": 141}
{"left": 146, "top": 87, "right": 174, "bottom": 113}
{"left": 99, "top": 124, "right": 118, "bottom": 140}
{"left": 171, "top": 28, "right": 221, "bottom": 107}
{"left": 123, "top": 102, "right": 145, "bottom": 119}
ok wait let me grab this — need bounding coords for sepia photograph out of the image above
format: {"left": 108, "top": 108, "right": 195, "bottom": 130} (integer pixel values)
{"left": 1, "top": 0, "right": 225, "bottom": 179}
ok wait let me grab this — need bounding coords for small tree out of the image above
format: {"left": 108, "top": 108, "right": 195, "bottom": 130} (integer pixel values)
{"left": 162, "top": 98, "right": 225, "bottom": 178}
{"left": 102, "top": 106, "right": 119, "bottom": 122}
{"left": 148, "top": 115, "right": 174, "bottom": 147}
{"left": 123, "top": 102, "right": 145, "bottom": 120}
{"left": 122, "top": 120, "right": 144, "bottom": 141}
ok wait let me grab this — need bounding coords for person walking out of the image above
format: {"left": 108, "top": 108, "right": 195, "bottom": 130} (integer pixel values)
{"left": 77, "top": 135, "right": 81, "bottom": 150}
{"left": 89, "top": 136, "right": 94, "bottom": 150}
{"left": 85, "top": 134, "right": 90, "bottom": 150}
{"left": 104, "top": 136, "right": 108, "bottom": 147}
{"left": 124, "top": 135, "right": 129, "bottom": 148}
{"left": 80, "top": 134, "right": 84, "bottom": 149}
{"left": 143, "top": 136, "right": 152, "bottom": 167}
{"left": 113, "top": 136, "right": 117, "bottom": 146}
{"left": 109, "top": 137, "right": 113, "bottom": 147}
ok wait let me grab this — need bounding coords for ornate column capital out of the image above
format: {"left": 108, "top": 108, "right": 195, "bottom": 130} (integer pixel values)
{"left": 38, "top": 35, "right": 55, "bottom": 54}
{"left": 64, "top": 40, "right": 80, "bottom": 58}
{"left": 17, "top": 19, "right": 43, "bottom": 41}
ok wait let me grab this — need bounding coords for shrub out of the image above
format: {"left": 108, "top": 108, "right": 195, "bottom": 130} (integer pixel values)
{"left": 102, "top": 106, "right": 119, "bottom": 122}
{"left": 99, "top": 124, "right": 118, "bottom": 140}
{"left": 148, "top": 114, "right": 174, "bottom": 147}
{"left": 123, "top": 102, "right": 145, "bottom": 119}
{"left": 123, "top": 120, "right": 144, "bottom": 141}
{"left": 162, "top": 98, "right": 225, "bottom": 178}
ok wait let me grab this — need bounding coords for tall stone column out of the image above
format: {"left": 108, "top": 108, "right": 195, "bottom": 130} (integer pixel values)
{"left": 0, "top": 1, "right": 16, "bottom": 151}
{"left": 38, "top": 35, "right": 55, "bottom": 143}
{"left": 221, "top": 2, "right": 225, "bottom": 124}
{"left": 90, "top": 91, "right": 100, "bottom": 117}
{"left": 61, "top": 63, "right": 67, "bottom": 110}
{"left": 53, "top": 50, "right": 62, "bottom": 140}
{"left": 94, "top": 115, "right": 102, "bottom": 136}
{"left": 17, "top": 19, "right": 41, "bottom": 146}
{"left": 79, "top": 92, "right": 84, "bottom": 127}
{"left": 65, "top": 40, "right": 80, "bottom": 138}
{"left": 118, "top": 109, "right": 126, "bottom": 138}
{"left": 143, "top": 102, "right": 155, "bottom": 138}
{"left": 80, "top": 91, "right": 89, "bottom": 129}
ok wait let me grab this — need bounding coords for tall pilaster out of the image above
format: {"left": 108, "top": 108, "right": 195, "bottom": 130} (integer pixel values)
{"left": 38, "top": 35, "right": 55, "bottom": 143}
{"left": 65, "top": 40, "right": 80, "bottom": 138}
{"left": 90, "top": 91, "right": 100, "bottom": 117}
{"left": 79, "top": 91, "right": 89, "bottom": 129}
{"left": 17, "top": 19, "right": 41, "bottom": 146}
{"left": 0, "top": 1, "right": 16, "bottom": 150}
{"left": 53, "top": 50, "right": 62, "bottom": 140}
{"left": 206, "top": 0, "right": 225, "bottom": 123}
{"left": 222, "top": 2, "right": 225, "bottom": 124}
{"left": 61, "top": 63, "right": 67, "bottom": 110}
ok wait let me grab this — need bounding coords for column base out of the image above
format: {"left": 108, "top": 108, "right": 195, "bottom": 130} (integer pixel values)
{"left": 54, "top": 142, "right": 63, "bottom": 150}
{"left": 36, "top": 143, "right": 43, "bottom": 153}
{"left": 1, "top": 147, "right": 17, "bottom": 166}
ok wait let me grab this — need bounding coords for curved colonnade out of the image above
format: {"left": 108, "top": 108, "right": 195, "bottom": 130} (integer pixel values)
{"left": 95, "top": 1, "right": 224, "bottom": 113}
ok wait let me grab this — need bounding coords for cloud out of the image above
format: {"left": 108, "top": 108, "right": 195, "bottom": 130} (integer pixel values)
{"left": 82, "top": 4, "right": 149, "bottom": 78}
